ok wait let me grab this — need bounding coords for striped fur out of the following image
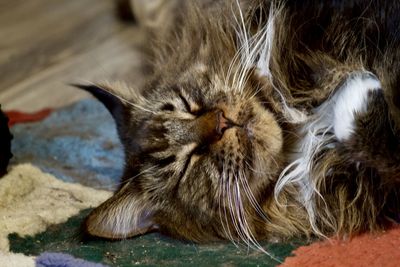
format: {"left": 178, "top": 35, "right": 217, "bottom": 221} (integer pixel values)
{"left": 80, "top": 0, "right": 400, "bottom": 255}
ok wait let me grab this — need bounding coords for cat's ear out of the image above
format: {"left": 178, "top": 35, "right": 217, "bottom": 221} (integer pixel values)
{"left": 72, "top": 82, "right": 134, "bottom": 122}
{"left": 85, "top": 183, "right": 158, "bottom": 239}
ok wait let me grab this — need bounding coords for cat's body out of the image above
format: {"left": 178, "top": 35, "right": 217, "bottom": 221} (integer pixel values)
{"left": 77, "top": 0, "right": 400, "bottom": 246}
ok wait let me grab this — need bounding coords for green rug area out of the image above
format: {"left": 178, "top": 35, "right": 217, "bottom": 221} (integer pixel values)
{"left": 9, "top": 209, "right": 307, "bottom": 266}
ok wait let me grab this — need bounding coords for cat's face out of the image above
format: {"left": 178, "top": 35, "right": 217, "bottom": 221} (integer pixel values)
{"left": 78, "top": 1, "right": 285, "bottom": 240}
{"left": 79, "top": 62, "right": 284, "bottom": 241}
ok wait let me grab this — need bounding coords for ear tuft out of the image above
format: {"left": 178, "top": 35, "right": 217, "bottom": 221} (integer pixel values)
{"left": 84, "top": 184, "right": 157, "bottom": 239}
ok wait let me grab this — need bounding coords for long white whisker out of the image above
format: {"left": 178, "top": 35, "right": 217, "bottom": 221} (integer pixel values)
{"left": 89, "top": 166, "right": 157, "bottom": 190}
{"left": 238, "top": 169, "right": 269, "bottom": 221}
{"left": 232, "top": 172, "right": 281, "bottom": 262}
{"left": 227, "top": 173, "right": 245, "bottom": 242}
{"left": 230, "top": 172, "right": 250, "bottom": 246}
{"left": 219, "top": 165, "right": 237, "bottom": 245}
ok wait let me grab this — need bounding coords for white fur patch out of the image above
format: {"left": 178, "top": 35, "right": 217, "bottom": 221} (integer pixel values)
{"left": 276, "top": 99, "right": 335, "bottom": 235}
{"left": 275, "top": 72, "right": 382, "bottom": 235}
{"left": 333, "top": 74, "right": 381, "bottom": 141}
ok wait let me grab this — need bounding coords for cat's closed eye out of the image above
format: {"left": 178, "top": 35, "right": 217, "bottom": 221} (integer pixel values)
{"left": 178, "top": 93, "right": 204, "bottom": 115}
{"left": 160, "top": 94, "right": 201, "bottom": 114}
{"left": 178, "top": 94, "right": 191, "bottom": 113}
{"left": 160, "top": 103, "right": 175, "bottom": 111}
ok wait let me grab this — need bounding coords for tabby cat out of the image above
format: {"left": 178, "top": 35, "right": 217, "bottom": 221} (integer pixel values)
{"left": 76, "top": 0, "right": 400, "bottom": 248}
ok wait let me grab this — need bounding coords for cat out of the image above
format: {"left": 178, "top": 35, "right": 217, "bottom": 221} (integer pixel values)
{"left": 75, "top": 0, "right": 400, "bottom": 247}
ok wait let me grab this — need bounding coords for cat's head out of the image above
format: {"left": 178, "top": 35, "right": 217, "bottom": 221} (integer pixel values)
{"left": 77, "top": 3, "right": 284, "bottom": 242}
{"left": 76, "top": 67, "right": 283, "bottom": 241}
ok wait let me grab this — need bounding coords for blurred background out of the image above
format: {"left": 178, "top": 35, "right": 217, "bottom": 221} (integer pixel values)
{"left": 0, "top": 0, "right": 146, "bottom": 112}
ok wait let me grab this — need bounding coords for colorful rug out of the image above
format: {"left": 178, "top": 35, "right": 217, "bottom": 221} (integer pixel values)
{"left": 2, "top": 99, "right": 400, "bottom": 266}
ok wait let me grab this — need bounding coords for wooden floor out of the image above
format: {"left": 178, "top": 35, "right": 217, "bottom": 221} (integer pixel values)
{"left": 0, "top": 0, "right": 146, "bottom": 112}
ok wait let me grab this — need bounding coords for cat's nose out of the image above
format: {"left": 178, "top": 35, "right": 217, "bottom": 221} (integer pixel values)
{"left": 216, "top": 110, "right": 233, "bottom": 135}
{"left": 193, "top": 109, "right": 236, "bottom": 144}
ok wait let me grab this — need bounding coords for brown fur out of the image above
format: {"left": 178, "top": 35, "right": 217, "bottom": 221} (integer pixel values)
{"left": 78, "top": 0, "right": 400, "bottom": 244}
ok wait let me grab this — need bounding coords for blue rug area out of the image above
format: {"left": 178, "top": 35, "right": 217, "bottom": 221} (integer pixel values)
{"left": 10, "top": 99, "right": 124, "bottom": 190}
{"left": 36, "top": 252, "right": 109, "bottom": 267}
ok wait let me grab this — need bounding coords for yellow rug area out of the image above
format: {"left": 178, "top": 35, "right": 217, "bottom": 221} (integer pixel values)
{"left": 0, "top": 164, "right": 111, "bottom": 267}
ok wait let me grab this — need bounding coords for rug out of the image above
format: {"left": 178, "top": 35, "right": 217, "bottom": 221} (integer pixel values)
{"left": 2, "top": 99, "right": 400, "bottom": 266}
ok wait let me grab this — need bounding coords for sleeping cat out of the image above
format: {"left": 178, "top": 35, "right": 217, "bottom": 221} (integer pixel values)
{"left": 76, "top": 0, "right": 400, "bottom": 248}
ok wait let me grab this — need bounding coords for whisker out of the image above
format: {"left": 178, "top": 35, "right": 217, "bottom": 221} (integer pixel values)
{"left": 88, "top": 166, "right": 157, "bottom": 190}
{"left": 82, "top": 80, "right": 156, "bottom": 115}
{"left": 238, "top": 169, "right": 269, "bottom": 221}
{"left": 232, "top": 172, "right": 280, "bottom": 261}
{"left": 227, "top": 173, "right": 245, "bottom": 242}
{"left": 219, "top": 165, "right": 237, "bottom": 245}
